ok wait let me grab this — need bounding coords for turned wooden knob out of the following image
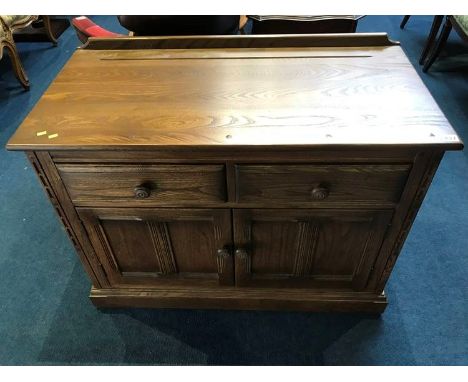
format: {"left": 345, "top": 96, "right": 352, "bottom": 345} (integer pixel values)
{"left": 134, "top": 185, "right": 150, "bottom": 199}
{"left": 311, "top": 186, "right": 329, "bottom": 200}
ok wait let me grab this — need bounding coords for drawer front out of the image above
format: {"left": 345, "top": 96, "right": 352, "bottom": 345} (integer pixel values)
{"left": 57, "top": 164, "right": 227, "bottom": 206}
{"left": 236, "top": 164, "right": 411, "bottom": 205}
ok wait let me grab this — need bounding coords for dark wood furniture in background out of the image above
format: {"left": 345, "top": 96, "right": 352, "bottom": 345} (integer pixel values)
{"left": 249, "top": 15, "right": 363, "bottom": 34}
{"left": 7, "top": 34, "right": 462, "bottom": 313}
{"left": 117, "top": 16, "right": 240, "bottom": 36}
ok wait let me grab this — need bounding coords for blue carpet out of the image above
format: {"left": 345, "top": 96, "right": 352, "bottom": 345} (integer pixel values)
{"left": 0, "top": 16, "right": 466, "bottom": 365}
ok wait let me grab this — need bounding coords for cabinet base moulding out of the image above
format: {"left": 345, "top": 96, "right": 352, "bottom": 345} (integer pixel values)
{"left": 90, "top": 287, "right": 388, "bottom": 314}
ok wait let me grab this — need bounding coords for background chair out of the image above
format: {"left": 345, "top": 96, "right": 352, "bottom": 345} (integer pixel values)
{"left": 0, "top": 15, "right": 57, "bottom": 90}
{"left": 423, "top": 15, "right": 468, "bottom": 72}
{"left": 400, "top": 15, "right": 444, "bottom": 65}
{"left": 0, "top": 15, "right": 38, "bottom": 90}
{"left": 27, "top": 16, "right": 59, "bottom": 45}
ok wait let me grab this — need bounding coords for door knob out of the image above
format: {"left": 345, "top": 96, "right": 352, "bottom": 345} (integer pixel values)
{"left": 134, "top": 185, "right": 150, "bottom": 199}
{"left": 311, "top": 186, "right": 329, "bottom": 200}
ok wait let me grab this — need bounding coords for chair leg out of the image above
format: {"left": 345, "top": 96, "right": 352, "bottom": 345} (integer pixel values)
{"left": 419, "top": 15, "right": 443, "bottom": 65}
{"left": 423, "top": 17, "right": 452, "bottom": 72}
{"left": 3, "top": 40, "right": 30, "bottom": 90}
{"left": 400, "top": 15, "right": 411, "bottom": 29}
{"left": 42, "top": 15, "right": 58, "bottom": 46}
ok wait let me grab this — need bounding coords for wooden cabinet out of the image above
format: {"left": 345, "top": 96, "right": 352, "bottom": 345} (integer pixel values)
{"left": 7, "top": 34, "right": 463, "bottom": 313}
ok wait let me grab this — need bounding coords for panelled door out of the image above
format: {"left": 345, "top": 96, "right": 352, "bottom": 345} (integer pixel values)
{"left": 233, "top": 209, "right": 393, "bottom": 290}
{"left": 78, "top": 208, "right": 233, "bottom": 287}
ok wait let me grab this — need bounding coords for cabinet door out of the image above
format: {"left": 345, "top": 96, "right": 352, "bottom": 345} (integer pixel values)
{"left": 78, "top": 208, "right": 233, "bottom": 287}
{"left": 233, "top": 209, "right": 393, "bottom": 290}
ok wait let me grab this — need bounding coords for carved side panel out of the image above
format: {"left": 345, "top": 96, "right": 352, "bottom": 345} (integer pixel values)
{"left": 27, "top": 151, "right": 105, "bottom": 287}
{"left": 27, "top": 152, "right": 78, "bottom": 248}
{"left": 376, "top": 151, "right": 444, "bottom": 291}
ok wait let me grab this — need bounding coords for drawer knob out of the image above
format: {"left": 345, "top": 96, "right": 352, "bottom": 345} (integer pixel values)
{"left": 134, "top": 185, "right": 150, "bottom": 199}
{"left": 311, "top": 186, "right": 329, "bottom": 200}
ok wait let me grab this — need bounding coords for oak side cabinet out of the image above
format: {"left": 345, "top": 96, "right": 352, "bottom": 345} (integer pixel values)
{"left": 7, "top": 34, "right": 463, "bottom": 313}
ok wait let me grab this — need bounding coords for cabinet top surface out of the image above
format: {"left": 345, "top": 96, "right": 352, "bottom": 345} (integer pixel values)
{"left": 7, "top": 34, "right": 463, "bottom": 150}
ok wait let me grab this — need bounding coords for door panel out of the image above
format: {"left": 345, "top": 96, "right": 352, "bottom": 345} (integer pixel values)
{"left": 233, "top": 209, "right": 393, "bottom": 290}
{"left": 250, "top": 220, "right": 299, "bottom": 274}
{"left": 78, "top": 208, "right": 233, "bottom": 287}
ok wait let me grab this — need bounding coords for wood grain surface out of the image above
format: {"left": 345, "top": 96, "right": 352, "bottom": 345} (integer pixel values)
{"left": 57, "top": 163, "right": 227, "bottom": 206}
{"left": 82, "top": 33, "right": 398, "bottom": 50}
{"left": 232, "top": 209, "right": 393, "bottom": 290}
{"left": 235, "top": 164, "right": 411, "bottom": 205}
{"left": 6, "top": 35, "right": 462, "bottom": 150}
{"left": 77, "top": 207, "right": 232, "bottom": 288}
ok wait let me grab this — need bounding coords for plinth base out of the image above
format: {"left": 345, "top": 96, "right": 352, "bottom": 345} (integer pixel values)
{"left": 90, "top": 286, "right": 387, "bottom": 314}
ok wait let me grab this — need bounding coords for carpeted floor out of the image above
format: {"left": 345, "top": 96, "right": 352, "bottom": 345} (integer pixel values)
{"left": 0, "top": 16, "right": 466, "bottom": 365}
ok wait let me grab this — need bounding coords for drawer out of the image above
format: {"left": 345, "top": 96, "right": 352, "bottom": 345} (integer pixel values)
{"left": 57, "top": 164, "right": 227, "bottom": 206}
{"left": 235, "top": 164, "right": 411, "bottom": 205}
